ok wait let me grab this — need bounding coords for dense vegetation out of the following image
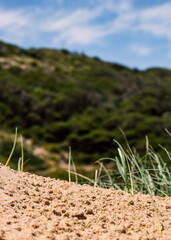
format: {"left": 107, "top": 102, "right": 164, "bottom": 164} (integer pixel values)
{"left": 0, "top": 41, "right": 170, "bottom": 167}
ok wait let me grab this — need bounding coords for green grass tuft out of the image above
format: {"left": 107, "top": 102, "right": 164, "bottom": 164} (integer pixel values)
{"left": 68, "top": 137, "right": 170, "bottom": 234}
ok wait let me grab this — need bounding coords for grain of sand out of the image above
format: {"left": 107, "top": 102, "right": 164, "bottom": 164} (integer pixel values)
{"left": 0, "top": 163, "right": 170, "bottom": 240}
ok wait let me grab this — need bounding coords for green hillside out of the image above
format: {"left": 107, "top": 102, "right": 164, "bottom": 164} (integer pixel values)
{"left": 0, "top": 41, "right": 170, "bottom": 172}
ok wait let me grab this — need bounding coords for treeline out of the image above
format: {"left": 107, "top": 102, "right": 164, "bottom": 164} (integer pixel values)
{"left": 0, "top": 41, "right": 170, "bottom": 164}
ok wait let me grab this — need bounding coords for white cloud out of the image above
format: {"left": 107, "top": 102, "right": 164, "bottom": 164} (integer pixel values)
{"left": 0, "top": 0, "right": 171, "bottom": 48}
{"left": 44, "top": 7, "right": 103, "bottom": 32}
{"left": 106, "top": 2, "right": 171, "bottom": 40}
{"left": 136, "top": 2, "right": 171, "bottom": 39}
{"left": 130, "top": 44, "right": 152, "bottom": 56}
{"left": 109, "top": 12, "right": 136, "bottom": 34}
{"left": 0, "top": 8, "right": 29, "bottom": 29}
{"left": 0, "top": 7, "right": 33, "bottom": 45}
{"left": 42, "top": 2, "right": 116, "bottom": 45}
{"left": 53, "top": 24, "right": 108, "bottom": 45}
{"left": 42, "top": 0, "right": 135, "bottom": 45}
{"left": 96, "top": 0, "right": 133, "bottom": 14}
{"left": 168, "top": 50, "right": 171, "bottom": 58}
{"left": 45, "top": 1, "right": 171, "bottom": 46}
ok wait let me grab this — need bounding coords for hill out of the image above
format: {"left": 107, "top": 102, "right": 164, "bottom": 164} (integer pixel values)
{"left": 0, "top": 40, "right": 170, "bottom": 176}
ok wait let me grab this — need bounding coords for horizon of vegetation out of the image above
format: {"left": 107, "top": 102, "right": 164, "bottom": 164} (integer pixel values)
{"left": 1, "top": 40, "right": 170, "bottom": 71}
{"left": 0, "top": 40, "right": 170, "bottom": 179}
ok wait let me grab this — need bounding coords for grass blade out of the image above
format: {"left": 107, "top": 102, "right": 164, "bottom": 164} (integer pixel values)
{"left": 20, "top": 135, "right": 24, "bottom": 172}
{"left": 68, "top": 146, "right": 72, "bottom": 182}
{"left": 17, "top": 157, "right": 21, "bottom": 171}
{"left": 5, "top": 128, "right": 17, "bottom": 167}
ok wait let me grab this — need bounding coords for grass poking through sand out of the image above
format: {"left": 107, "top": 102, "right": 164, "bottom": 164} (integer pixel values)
{"left": 67, "top": 134, "right": 170, "bottom": 234}
{"left": 2, "top": 129, "right": 171, "bottom": 235}
{"left": 68, "top": 138, "right": 170, "bottom": 197}
{"left": 5, "top": 128, "right": 18, "bottom": 167}
{"left": 5, "top": 128, "right": 24, "bottom": 172}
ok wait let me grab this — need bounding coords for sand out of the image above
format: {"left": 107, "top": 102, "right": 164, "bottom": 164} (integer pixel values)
{"left": 0, "top": 163, "right": 170, "bottom": 240}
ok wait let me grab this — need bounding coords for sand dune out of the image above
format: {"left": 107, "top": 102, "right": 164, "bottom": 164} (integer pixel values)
{"left": 0, "top": 163, "right": 170, "bottom": 239}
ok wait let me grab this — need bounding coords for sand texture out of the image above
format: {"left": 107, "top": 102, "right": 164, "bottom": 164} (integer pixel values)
{"left": 0, "top": 163, "right": 170, "bottom": 240}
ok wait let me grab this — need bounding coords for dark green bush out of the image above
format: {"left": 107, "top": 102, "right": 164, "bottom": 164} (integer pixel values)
{"left": 0, "top": 41, "right": 170, "bottom": 166}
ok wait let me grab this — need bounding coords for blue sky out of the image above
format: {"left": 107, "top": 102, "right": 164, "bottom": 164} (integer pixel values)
{"left": 0, "top": 0, "right": 171, "bottom": 69}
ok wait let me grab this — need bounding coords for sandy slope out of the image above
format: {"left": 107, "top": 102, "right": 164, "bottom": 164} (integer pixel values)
{"left": 0, "top": 163, "right": 170, "bottom": 240}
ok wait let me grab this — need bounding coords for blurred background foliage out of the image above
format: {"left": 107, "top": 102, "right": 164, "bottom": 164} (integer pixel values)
{"left": 0, "top": 41, "right": 170, "bottom": 175}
